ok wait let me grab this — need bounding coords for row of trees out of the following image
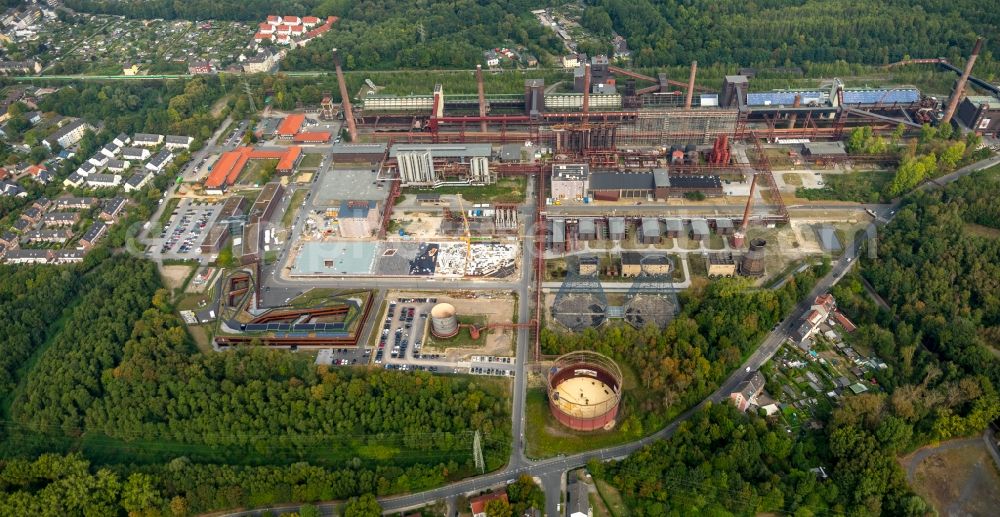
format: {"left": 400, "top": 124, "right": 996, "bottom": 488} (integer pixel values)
{"left": 585, "top": 0, "right": 998, "bottom": 73}
{"left": 541, "top": 264, "right": 827, "bottom": 431}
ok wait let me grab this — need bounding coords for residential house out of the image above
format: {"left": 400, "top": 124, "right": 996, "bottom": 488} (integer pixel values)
{"left": 469, "top": 493, "right": 509, "bottom": 517}
{"left": 76, "top": 162, "right": 96, "bottom": 176}
{"left": 106, "top": 159, "right": 131, "bottom": 173}
{"left": 4, "top": 248, "right": 52, "bottom": 264}
{"left": 132, "top": 133, "right": 163, "bottom": 147}
{"left": 11, "top": 218, "right": 29, "bottom": 232}
{"left": 791, "top": 294, "right": 836, "bottom": 342}
{"left": 62, "top": 172, "right": 84, "bottom": 188}
{"left": 42, "top": 119, "right": 89, "bottom": 149}
{"left": 100, "top": 142, "right": 120, "bottom": 159}
{"left": 188, "top": 60, "right": 214, "bottom": 75}
{"left": 20, "top": 206, "right": 42, "bottom": 224}
{"left": 123, "top": 171, "right": 152, "bottom": 193}
{"left": 78, "top": 221, "right": 107, "bottom": 249}
{"left": 121, "top": 146, "right": 151, "bottom": 161}
{"left": 99, "top": 197, "right": 127, "bottom": 221}
{"left": 84, "top": 174, "right": 122, "bottom": 189}
{"left": 42, "top": 212, "right": 81, "bottom": 227}
{"left": 0, "top": 60, "right": 41, "bottom": 75}
{"left": 113, "top": 133, "right": 131, "bottom": 147}
{"left": 21, "top": 228, "right": 72, "bottom": 244}
{"left": 0, "top": 231, "right": 19, "bottom": 248}
{"left": 164, "top": 135, "right": 193, "bottom": 150}
{"left": 52, "top": 196, "right": 98, "bottom": 210}
{"left": 730, "top": 371, "right": 766, "bottom": 412}
{"left": 122, "top": 63, "right": 141, "bottom": 76}
{"left": 31, "top": 197, "right": 50, "bottom": 211}
{"left": 0, "top": 181, "right": 26, "bottom": 197}
{"left": 145, "top": 150, "right": 173, "bottom": 173}
{"left": 88, "top": 153, "right": 109, "bottom": 168}
{"left": 51, "top": 249, "right": 85, "bottom": 264}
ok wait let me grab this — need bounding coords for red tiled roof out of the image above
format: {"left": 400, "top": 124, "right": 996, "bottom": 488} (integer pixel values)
{"left": 277, "top": 146, "right": 302, "bottom": 171}
{"left": 267, "top": 15, "right": 280, "bottom": 23}
{"left": 276, "top": 114, "right": 305, "bottom": 136}
{"left": 254, "top": 32, "right": 272, "bottom": 40}
{"left": 293, "top": 132, "right": 331, "bottom": 143}
{"left": 283, "top": 16, "right": 300, "bottom": 23}
{"left": 469, "top": 493, "right": 508, "bottom": 515}
{"left": 205, "top": 148, "right": 251, "bottom": 189}
{"left": 303, "top": 16, "right": 320, "bottom": 24}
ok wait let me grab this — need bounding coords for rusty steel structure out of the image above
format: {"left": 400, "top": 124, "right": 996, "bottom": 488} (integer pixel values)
{"left": 332, "top": 49, "right": 358, "bottom": 142}
{"left": 942, "top": 37, "right": 984, "bottom": 125}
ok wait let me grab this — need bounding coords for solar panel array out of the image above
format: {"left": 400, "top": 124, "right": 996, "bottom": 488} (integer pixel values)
{"left": 243, "top": 322, "right": 346, "bottom": 333}
{"left": 842, "top": 89, "right": 920, "bottom": 105}
{"left": 746, "top": 91, "right": 825, "bottom": 106}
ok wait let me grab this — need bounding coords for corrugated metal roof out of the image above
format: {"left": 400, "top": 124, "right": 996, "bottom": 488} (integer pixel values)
{"left": 842, "top": 89, "right": 919, "bottom": 105}
{"left": 589, "top": 171, "right": 653, "bottom": 191}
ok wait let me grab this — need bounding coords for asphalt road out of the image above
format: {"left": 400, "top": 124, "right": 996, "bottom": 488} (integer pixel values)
{"left": 216, "top": 154, "right": 1000, "bottom": 517}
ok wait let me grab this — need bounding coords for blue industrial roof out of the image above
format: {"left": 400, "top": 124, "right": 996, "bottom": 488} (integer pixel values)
{"left": 747, "top": 91, "right": 825, "bottom": 106}
{"left": 842, "top": 89, "right": 920, "bottom": 105}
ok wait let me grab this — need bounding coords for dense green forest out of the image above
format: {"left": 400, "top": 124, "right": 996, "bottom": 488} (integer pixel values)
{"left": 601, "top": 167, "right": 1000, "bottom": 516}
{"left": 66, "top": 0, "right": 998, "bottom": 76}
{"left": 541, "top": 263, "right": 828, "bottom": 432}
{"left": 0, "top": 253, "right": 511, "bottom": 514}
{"left": 582, "top": 0, "right": 997, "bottom": 75}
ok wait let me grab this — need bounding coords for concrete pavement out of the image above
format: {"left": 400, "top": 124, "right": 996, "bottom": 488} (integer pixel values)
{"left": 215, "top": 154, "right": 1000, "bottom": 516}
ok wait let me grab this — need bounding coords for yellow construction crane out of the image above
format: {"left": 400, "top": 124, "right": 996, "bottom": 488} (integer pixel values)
{"left": 456, "top": 195, "right": 472, "bottom": 272}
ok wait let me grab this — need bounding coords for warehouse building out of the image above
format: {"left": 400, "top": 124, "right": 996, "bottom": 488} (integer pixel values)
{"left": 550, "top": 164, "right": 589, "bottom": 200}
{"left": 549, "top": 218, "right": 566, "bottom": 253}
{"left": 664, "top": 218, "right": 683, "bottom": 238}
{"left": 578, "top": 217, "right": 597, "bottom": 240}
{"left": 690, "top": 218, "right": 710, "bottom": 241}
{"left": 621, "top": 252, "right": 671, "bottom": 277}
{"left": 707, "top": 252, "right": 737, "bottom": 277}
{"left": 640, "top": 217, "right": 661, "bottom": 244}
{"left": 587, "top": 169, "right": 723, "bottom": 200}
{"left": 957, "top": 95, "right": 1000, "bottom": 138}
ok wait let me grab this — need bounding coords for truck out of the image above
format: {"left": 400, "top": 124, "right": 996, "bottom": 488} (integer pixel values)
{"left": 865, "top": 208, "right": 877, "bottom": 219}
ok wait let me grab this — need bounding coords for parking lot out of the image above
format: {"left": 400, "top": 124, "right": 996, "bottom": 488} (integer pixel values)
{"left": 315, "top": 347, "right": 371, "bottom": 367}
{"left": 150, "top": 199, "right": 222, "bottom": 261}
{"left": 374, "top": 298, "right": 438, "bottom": 367}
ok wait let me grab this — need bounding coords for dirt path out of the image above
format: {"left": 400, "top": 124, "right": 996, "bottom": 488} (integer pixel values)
{"left": 900, "top": 435, "right": 1000, "bottom": 516}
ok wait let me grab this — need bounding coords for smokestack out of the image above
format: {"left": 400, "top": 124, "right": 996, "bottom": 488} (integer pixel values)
{"left": 332, "top": 48, "right": 358, "bottom": 143}
{"left": 740, "top": 173, "right": 758, "bottom": 231}
{"left": 942, "top": 37, "right": 984, "bottom": 125}
{"left": 684, "top": 61, "right": 697, "bottom": 110}
{"left": 789, "top": 94, "right": 801, "bottom": 128}
{"left": 476, "top": 65, "right": 487, "bottom": 133}
{"left": 582, "top": 63, "right": 591, "bottom": 120}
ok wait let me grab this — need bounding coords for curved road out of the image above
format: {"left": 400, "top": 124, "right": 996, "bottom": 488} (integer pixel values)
{"left": 214, "top": 154, "right": 1000, "bottom": 517}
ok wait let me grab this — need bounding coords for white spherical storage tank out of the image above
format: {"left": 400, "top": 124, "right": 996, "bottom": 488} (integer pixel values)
{"left": 430, "top": 303, "right": 459, "bottom": 338}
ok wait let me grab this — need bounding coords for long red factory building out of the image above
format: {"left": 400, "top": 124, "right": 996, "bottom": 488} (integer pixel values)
{"left": 205, "top": 146, "right": 302, "bottom": 189}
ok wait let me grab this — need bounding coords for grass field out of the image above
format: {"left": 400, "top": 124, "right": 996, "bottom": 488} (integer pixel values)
{"left": 781, "top": 172, "right": 804, "bottom": 186}
{"left": 425, "top": 315, "right": 487, "bottom": 349}
{"left": 298, "top": 153, "right": 323, "bottom": 169}
{"left": 524, "top": 385, "right": 653, "bottom": 459}
{"left": 595, "top": 478, "right": 628, "bottom": 517}
{"left": 402, "top": 177, "right": 527, "bottom": 204}
{"left": 282, "top": 189, "right": 307, "bottom": 228}
{"left": 796, "top": 170, "right": 894, "bottom": 203}
{"left": 965, "top": 222, "right": 1000, "bottom": 240}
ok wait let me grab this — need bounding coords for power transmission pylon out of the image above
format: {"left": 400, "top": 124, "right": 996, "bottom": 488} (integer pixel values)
{"left": 473, "top": 430, "right": 485, "bottom": 474}
{"left": 242, "top": 76, "right": 257, "bottom": 113}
